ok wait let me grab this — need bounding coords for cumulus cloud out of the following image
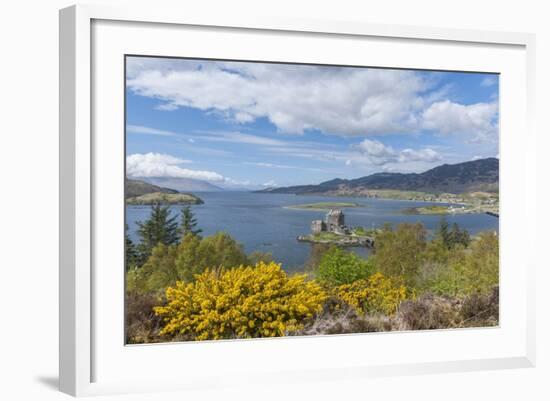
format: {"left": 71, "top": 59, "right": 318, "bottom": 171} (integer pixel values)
{"left": 126, "top": 152, "right": 224, "bottom": 182}
{"left": 398, "top": 148, "right": 442, "bottom": 163}
{"left": 127, "top": 59, "right": 432, "bottom": 136}
{"left": 422, "top": 100, "right": 498, "bottom": 142}
{"left": 353, "top": 139, "right": 441, "bottom": 166}
{"left": 126, "top": 57, "right": 499, "bottom": 144}
{"left": 356, "top": 138, "right": 397, "bottom": 161}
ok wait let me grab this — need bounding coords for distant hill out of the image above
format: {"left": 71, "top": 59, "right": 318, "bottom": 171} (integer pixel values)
{"left": 258, "top": 158, "right": 499, "bottom": 195}
{"left": 125, "top": 178, "right": 179, "bottom": 199}
{"left": 143, "top": 177, "right": 223, "bottom": 192}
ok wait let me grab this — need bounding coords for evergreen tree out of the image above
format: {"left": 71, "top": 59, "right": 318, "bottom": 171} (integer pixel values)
{"left": 180, "top": 205, "right": 202, "bottom": 238}
{"left": 436, "top": 218, "right": 470, "bottom": 249}
{"left": 125, "top": 223, "right": 139, "bottom": 270}
{"left": 449, "top": 222, "right": 470, "bottom": 248}
{"left": 136, "top": 204, "right": 179, "bottom": 264}
{"left": 436, "top": 216, "right": 451, "bottom": 248}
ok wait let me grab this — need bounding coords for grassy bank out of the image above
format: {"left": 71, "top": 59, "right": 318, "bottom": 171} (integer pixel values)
{"left": 126, "top": 192, "right": 203, "bottom": 205}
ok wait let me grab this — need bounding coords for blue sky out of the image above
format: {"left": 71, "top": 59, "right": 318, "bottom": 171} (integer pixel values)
{"left": 126, "top": 56, "right": 499, "bottom": 190}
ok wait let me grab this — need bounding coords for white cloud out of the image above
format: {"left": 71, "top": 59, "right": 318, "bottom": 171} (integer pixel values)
{"left": 356, "top": 138, "right": 397, "bottom": 161}
{"left": 127, "top": 58, "right": 498, "bottom": 144}
{"left": 127, "top": 124, "right": 286, "bottom": 150}
{"left": 127, "top": 125, "right": 177, "bottom": 136}
{"left": 246, "top": 162, "right": 294, "bottom": 169}
{"left": 200, "top": 131, "right": 287, "bottom": 146}
{"left": 262, "top": 180, "right": 277, "bottom": 187}
{"left": 244, "top": 161, "right": 324, "bottom": 172}
{"left": 224, "top": 177, "right": 252, "bottom": 186}
{"left": 422, "top": 100, "right": 498, "bottom": 142}
{"left": 353, "top": 139, "right": 442, "bottom": 166}
{"left": 127, "top": 59, "right": 500, "bottom": 144}
{"left": 126, "top": 152, "right": 224, "bottom": 182}
{"left": 398, "top": 148, "right": 442, "bottom": 163}
{"left": 127, "top": 60, "right": 432, "bottom": 137}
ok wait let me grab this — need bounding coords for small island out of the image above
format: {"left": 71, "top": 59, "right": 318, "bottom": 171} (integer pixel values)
{"left": 297, "top": 209, "right": 375, "bottom": 247}
{"left": 126, "top": 192, "right": 204, "bottom": 205}
{"left": 402, "top": 205, "right": 453, "bottom": 215}
{"left": 285, "top": 202, "right": 361, "bottom": 210}
{"left": 402, "top": 202, "right": 499, "bottom": 217}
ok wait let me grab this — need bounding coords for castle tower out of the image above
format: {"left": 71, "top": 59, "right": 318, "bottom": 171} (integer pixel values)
{"left": 311, "top": 220, "right": 326, "bottom": 234}
{"left": 326, "top": 209, "right": 344, "bottom": 230}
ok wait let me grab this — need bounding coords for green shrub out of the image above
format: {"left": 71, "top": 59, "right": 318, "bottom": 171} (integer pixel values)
{"left": 317, "top": 246, "right": 374, "bottom": 286}
{"left": 371, "top": 223, "right": 426, "bottom": 287}
{"left": 425, "top": 231, "right": 498, "bottom": 297}
{"left": 127, "top": 232, "right": 249, "bottom": 293}
{"left": 174, "top": 232, "right": 249, "bottom": 283}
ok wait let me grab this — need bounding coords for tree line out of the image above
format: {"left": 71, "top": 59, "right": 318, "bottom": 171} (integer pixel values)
{"left": 126, "top": 204, "right": 203, "bottom": 269}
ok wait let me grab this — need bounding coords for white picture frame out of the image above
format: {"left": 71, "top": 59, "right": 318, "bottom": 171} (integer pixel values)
{"left": 59, "top": 4, "right": 536, "bottom": 397}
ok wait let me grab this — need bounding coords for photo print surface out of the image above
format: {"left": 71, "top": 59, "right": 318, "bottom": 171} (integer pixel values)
{"left": 125, "top": 56, "right": 499, "bottom": 344}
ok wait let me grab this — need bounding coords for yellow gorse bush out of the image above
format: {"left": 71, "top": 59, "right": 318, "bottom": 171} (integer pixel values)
{"left": 154, "top": 261, "right": 327, "bottom": 340}
{"left": 335, "top": 272, "right": 410, "bottom": 315}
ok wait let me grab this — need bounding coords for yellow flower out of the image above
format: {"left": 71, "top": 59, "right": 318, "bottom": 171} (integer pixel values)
{"left": 154, "top": 262, "right": 327, "bottom": 340}
{"left": 334, "top": 272, "right": 410, "bottom": 315}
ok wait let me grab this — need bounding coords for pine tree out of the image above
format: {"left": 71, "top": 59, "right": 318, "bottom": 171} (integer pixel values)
{"left": 436, "top": 217, "right": 451, "bottom": 248}
{"left": 136, "top": 204, "right": 179, "bottom": 264}
{"left": 450, "top": 222, "right": 470, "bottom": 248}
{"left": 125, "top": 223, "right": 139, "bottom": 270}
{"left": 180, "top": 205, "right": 202, "bottom": 238}
{"left": 436, "top": 218, "right": 470, "bottom": 249}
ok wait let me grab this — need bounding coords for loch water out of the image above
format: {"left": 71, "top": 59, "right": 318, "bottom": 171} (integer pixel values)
{"left": 126, "top": 192, "right": 499, "bottom": 272}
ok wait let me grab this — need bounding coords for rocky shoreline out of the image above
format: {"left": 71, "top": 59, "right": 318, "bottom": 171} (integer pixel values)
{"left": 297, "top": 234, "right": 374, "bottom": 247}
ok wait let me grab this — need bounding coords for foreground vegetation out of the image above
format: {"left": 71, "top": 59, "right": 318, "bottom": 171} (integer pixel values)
{"left": 126, "top": 204, "right": 499, "bottom": 343}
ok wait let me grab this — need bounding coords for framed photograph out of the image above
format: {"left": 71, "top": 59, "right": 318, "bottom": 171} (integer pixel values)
{"left": 59, "top": 4, "right": 536, "bottom": 396}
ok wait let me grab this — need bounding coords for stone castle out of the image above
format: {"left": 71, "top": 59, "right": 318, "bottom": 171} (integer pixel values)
{"left": 311, "top": 209, "right": 350, "bottom": 235}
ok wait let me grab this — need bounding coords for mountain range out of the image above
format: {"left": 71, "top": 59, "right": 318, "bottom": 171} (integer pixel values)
{"left": 257, "top": 158, "right": 499, "bottom": 195}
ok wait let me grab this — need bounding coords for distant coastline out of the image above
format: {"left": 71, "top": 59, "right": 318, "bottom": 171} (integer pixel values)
{"left": 284, "top": 202, "right": 362, "bottom": 211}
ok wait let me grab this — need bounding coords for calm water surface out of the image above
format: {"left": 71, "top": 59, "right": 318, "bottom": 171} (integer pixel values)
{"left": 126, "top": 192, "right": 499, "bottom": 271}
